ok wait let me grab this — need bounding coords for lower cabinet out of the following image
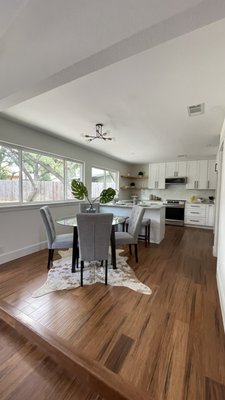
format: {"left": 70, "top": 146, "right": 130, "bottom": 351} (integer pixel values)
{"left": 185, "top": 203, "right": 215, "bottom": 227}
{"left": 206, "top": 204, "right": 215, "bottom": 227}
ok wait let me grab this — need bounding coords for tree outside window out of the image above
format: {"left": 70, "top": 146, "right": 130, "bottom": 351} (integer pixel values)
{"left": 0, "top": 144, "right": 83, "bottom": 203}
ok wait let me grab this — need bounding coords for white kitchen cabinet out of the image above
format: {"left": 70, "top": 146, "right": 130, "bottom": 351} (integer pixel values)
{"left": 185, "top": 203, "right": 215, "bottom": 228}
{"left": 186, "top": 160, "right": 208, "bottom": 189}
{"left": 206, "top": 204, "right": 215, "bottom": 227}
{"left": 148, "top": 163, "right": 165, "bottom": 189}
{"left": 207, "top": 160, "right": 217, "bottom": 189}
{"left": 185, "top": 203, "right": 206, "bottom": 225}
{"left": 165, "top": 161, "right": 186, "bottom": 178}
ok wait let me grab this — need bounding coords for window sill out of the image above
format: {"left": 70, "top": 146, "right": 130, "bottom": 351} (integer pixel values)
{"left": 0, "top": 200, "right": 79, "bottom": 212}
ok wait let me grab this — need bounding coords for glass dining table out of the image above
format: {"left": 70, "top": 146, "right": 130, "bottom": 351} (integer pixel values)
{"left": 56, "top": 216, "right": 125, "bottom": 272}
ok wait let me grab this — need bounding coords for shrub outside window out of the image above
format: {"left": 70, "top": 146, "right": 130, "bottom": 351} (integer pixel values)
{"left": 0, "top": 143, "right": 83, "bottom": 204}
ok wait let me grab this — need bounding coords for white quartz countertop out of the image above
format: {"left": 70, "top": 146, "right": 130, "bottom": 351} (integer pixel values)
{"left": 100, "top": 203, "right": 164, "bottom": 210}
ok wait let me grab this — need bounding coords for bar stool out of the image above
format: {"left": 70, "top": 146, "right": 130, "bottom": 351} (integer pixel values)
{"left": 125, "top": 217, "right": 151, "bottom": 247}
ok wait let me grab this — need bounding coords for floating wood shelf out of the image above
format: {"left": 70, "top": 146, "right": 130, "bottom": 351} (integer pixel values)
{"left": 120, "top": 175, "right": 148, "bottom": 179}
{"left": 120, "top": 186, "right": 149, "bottom": 190}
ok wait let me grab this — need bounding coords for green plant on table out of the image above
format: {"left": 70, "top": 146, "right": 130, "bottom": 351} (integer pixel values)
{"left": 71, "top": 179, "right": 116, "bottom": 210}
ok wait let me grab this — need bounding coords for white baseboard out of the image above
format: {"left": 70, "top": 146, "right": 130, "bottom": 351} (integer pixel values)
{"left": 213, "top": 245, "right": 217, "bottom": 257}
{"left": 0, "top": 241, "right": 47, "bottom": 265}
{"left": 217, "top": 268, "right": 225, "bottom": 331}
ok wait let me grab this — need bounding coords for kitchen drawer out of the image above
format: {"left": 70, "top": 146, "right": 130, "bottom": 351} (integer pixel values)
{"left": 185, "top": 209, "right": 206, "bottom": 217}
{"left": 185, "top": 203, "right": 206, "bottom": 210}
{"left": 185, "top": 204, "right": 206, "bottom": 217}
{"left": 185, "top": 217, "right": 206, "bottom": 226}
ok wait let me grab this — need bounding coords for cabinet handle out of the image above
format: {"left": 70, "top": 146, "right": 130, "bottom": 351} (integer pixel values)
{"left": 190, "top": 219, "right": 200, "bottom": 222}
{"left": 194, "top": 181, "right": 196, "bottom": 189}
{"left": 207, "top": 180, "right": 209, "bottom": 189}
{"left": 190, "top": 212, "right": 200, "bottom": 214}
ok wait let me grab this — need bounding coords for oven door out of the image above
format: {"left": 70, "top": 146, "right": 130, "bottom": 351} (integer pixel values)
{"left": 165, "top": 206, "right": 184, "bottom": 226}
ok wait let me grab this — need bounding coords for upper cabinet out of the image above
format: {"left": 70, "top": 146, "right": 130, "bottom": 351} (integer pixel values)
{"left": 148, "top": 163, "right": 165, "bottom": 189}
{"left": 148, "top": 159, "right": 216, "bottom": 190}
{"left": 207, "top": 160, "right": 217, "bottom": 189}
{"left": 186, "top": 160, "right": 208, "bottom": 189}
{"left": 165, "top": 161, "right": 187, "bottom": 178}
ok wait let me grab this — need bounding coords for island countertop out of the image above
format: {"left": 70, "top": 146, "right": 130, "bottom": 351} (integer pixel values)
{"left": 100, "top": 202, "right": 164, "bottom": 210}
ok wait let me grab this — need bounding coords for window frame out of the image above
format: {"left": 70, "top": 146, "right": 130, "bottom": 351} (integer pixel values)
{"left": 91, "top": 165, "right": 119, "bottom": 199}
{"left": 0, "top": 141, "right": 84, "bottom": 206}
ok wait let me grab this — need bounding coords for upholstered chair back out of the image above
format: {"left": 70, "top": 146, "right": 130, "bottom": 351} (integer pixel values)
{"left": 127, "top": 205, "right": 145, "bottom": 241}
{"left": 77, "top": 213, "right": 113, "bottom": 261}
{"left": 40, "top": 206, "right": 56, "bottom": 248}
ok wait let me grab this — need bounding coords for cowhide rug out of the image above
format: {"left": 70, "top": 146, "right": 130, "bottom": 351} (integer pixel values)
{"left": 32, "top": 249, "right": 152, "bottom": 297}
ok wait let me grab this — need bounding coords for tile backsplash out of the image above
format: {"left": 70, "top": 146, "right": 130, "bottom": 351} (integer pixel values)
{"left": 139, "top": 186, "right": 215, "bottom": 202}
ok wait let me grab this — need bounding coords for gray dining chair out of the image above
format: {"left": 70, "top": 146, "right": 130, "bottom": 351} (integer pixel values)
{"left": 125, "top": 217, "right": 151, "bottom": 247}
{"left": 79, "top": 202, "right": 100, "bottom": 213}
{"left": 76, "top": 213, "right": 113, "bottom": 286}
{"left": 40, "top": 206, "right": 73, "bottom": 270}
{"left": 115, "top": 205, "right": 145, "bottom": 262}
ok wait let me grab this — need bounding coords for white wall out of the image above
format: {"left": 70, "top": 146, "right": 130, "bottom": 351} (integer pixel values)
{"left": 216, "top": 119, "right": 225, "bottom": 328}
{"left": 0, "top": 117, "right": 131, "bottom": 264}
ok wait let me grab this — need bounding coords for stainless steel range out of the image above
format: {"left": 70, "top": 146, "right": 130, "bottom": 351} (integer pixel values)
{"left": 164, "top": 200, "right": 185, "bottom": 226}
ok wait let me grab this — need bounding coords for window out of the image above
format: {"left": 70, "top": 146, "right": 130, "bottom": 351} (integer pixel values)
{"left": 0, "top": 145, "right": 20, "bottom": 203}
{"left": 91, "top": 167, "right": 118, "bottom": 198}
{"left": 0, "top": 143, "right": 83, "bottom": 204}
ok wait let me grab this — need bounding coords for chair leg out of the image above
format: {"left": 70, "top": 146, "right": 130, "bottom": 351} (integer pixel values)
{"left": 47, "top": 249, "right": 53, "bottom": 270}
{"left": 148, "top": 224, "right": 150, "bottom": 245}
{"left": 105, "top": 260, "right": 108, "bottom": 285}
{"left": 81, "top": 260, "right": 84, "bottom": 287}
{"left": 145, "top": 226, "right": 148, "bottom": 247}
{"left": 135, "top": 244, "right": 138, "bottom": 262}
{"left": 129, "top": 244, "right": 132, "bottom": 255}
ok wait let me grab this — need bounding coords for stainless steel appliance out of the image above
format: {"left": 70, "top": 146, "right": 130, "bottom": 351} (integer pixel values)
{"left": 165, "top": 177, "right": 187, "bottom": 185}
{"left": 164, "top": 200, "right": 185, "bottom": 226}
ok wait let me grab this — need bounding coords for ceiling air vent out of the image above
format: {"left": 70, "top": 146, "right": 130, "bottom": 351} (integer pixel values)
{"left": 188, "top": 103, "right": 205, "bottom": 116}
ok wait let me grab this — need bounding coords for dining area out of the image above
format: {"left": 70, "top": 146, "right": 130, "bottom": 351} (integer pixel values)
{"left": 40, "top": 202, "right": 145, "bottom": 287}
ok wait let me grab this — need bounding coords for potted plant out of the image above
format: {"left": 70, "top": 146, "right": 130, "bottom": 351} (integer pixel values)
{"left": 71, "top": 179, "right": 116, "bottom": 212}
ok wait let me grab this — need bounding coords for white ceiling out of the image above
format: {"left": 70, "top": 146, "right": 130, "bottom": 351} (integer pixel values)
{"left": 1, "top": 0, "right": 225, "bottom": 163}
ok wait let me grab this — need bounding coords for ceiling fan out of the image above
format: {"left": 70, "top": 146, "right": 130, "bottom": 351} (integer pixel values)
{"left": 83, "top": 123, "right": 113, "bottom": 142}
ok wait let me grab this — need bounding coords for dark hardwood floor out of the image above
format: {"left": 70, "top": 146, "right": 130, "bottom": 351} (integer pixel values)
{"left": 0, "top": 226, "right": 225, "bottom": 399}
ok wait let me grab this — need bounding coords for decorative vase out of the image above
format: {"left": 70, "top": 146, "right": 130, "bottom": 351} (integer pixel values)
{"left": 86, "top": 206, "right": 96, "bottom": 213}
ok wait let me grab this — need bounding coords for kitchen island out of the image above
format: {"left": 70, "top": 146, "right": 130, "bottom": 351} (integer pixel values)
{"left": 100, "top": 203, "right": 165, "bottom": 244}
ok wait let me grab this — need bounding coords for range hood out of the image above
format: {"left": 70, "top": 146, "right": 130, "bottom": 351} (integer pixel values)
{"left": 165, "top": 177, "right": 187, "bottom": 185}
